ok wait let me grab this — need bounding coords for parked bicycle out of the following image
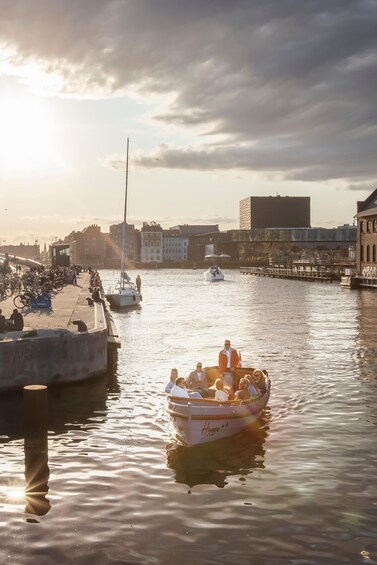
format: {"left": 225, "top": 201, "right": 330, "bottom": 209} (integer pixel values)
{"left": 13, "top": 290, "right": 52, "bottom": 309}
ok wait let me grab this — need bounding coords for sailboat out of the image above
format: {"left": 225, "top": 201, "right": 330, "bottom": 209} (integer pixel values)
{"left": 106, "top": 138, "right": 142, "bottom": 309}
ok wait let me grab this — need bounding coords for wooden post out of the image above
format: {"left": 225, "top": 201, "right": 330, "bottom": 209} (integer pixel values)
{"left": 23, "top": 385, "right": 50, "bottom": 516}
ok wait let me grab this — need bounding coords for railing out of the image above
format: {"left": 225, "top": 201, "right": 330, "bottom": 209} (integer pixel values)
{"left": 240, "top": 266, "right": 340, "bottom": 282}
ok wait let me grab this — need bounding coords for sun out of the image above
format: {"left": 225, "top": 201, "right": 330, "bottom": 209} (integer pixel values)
{"left": 0, "top": 92, "right": 60, "bottom": 175}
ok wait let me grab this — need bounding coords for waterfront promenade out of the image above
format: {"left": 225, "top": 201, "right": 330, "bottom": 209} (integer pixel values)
{"left": 0, "top": 272, "right": 95, "bottom": 331}
{"left": 0, "top": 272, "right": 118, "bottom": 392}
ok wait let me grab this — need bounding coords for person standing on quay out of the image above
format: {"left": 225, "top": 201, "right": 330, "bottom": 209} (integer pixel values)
{"left": 136, "top": 274, "right": 142, "bottom": 293}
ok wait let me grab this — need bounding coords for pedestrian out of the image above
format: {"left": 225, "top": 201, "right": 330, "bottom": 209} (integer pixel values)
{"left": 136, "top": 274, "right": 141, "bottom": 292}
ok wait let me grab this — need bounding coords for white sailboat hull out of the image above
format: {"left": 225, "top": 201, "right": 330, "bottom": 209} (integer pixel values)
{"left": 106, "top": 287, "right": 141, "bottom": 308}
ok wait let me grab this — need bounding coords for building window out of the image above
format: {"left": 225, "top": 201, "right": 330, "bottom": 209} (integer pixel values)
{"left": 361, "top": 245, "right": 364, "bottom": 262}
{"left": 367, "top": 245, "right": 370, "bottom": 262}
{"left": 368, "top": 221, "right": 373, "bottom": 232}
{"left": 360, "top": 221, "right": 364, "bottom": 233}
{"left": 373, "top": 245, "right": 376, "bottom": 263}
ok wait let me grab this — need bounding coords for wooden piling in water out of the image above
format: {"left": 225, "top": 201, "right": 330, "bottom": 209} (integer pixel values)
{"left": 23, "top": 384, "right": 50, "bottom": 516}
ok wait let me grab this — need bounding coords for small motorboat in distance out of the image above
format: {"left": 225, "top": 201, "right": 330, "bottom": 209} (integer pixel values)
{"left": 166, "top": 366, "right": 271, "bottom": 446}
{"left": 204, "top": 265, "right": 224, "bottom": 282}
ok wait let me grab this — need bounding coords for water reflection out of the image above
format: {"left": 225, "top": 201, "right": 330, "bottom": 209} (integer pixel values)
{"left": 0, "top": 368, "right": 120, "bottom": 443}
{"left": 23, "top": 385, "right": 51, "bottom": 517}
{"left": 166, "top": 417, "right": 269, "bottom": 488}
{"left": 24, "top": 426, "right": 51, "bottom": 516}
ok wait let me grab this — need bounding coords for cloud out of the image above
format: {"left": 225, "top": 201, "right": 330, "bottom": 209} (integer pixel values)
{"left": 0, "top": 0, "right": 376, "bottom": 185}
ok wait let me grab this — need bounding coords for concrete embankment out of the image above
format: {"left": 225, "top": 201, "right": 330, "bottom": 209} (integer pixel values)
{"left": 0, "top": 272, "right": 120, "bottom": 392}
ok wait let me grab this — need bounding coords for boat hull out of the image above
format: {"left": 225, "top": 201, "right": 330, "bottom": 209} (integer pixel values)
{"left": 167, "top": 375, "right": 270, "bottom": 446}
{"left": 106, "top": 289, "right": 141, "bottom": 308}
{"left": 204, "top": 266, "right": 224, "bottom": 282}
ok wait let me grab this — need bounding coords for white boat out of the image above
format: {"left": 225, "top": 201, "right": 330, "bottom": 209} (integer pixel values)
{"left": 106, "top": 138, "right": 142, "bottom": 309}
{"left": 204, "top": 265, "right": 224, "bottom": 282}
{"left": 166, "top": 366, "right": 270, "bottom": 446}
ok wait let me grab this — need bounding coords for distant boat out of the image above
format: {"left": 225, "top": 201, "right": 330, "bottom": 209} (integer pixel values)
{"left": 204, "top": 265, "right": 224, "bottom": 282}
{"left": 106, "top": 139, "right": 142, "bottom": 309}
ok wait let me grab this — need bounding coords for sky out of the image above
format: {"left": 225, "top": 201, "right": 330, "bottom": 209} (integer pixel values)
{"left": 0, "top": 0, "right": 376, "bottom": 246}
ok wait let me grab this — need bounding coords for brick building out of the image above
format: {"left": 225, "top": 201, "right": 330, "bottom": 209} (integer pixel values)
{"left": 355, "top": 188, "right": 377, "bottom": 277}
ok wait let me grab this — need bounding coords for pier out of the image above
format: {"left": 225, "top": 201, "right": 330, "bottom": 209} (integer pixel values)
{"left": 240, "top": 266, "right": 338, "bottom": 283}
{"left": 0, "top": 272, "right": 120, "bottom": 392}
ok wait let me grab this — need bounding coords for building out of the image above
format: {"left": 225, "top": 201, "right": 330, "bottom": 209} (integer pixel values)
{"left": 49, "top": 242, "right": 70, "bottom": 267}
{"left": 108, "top": 222, "right": 140, "bottom": 266}
{"left": 188, "top": 226, "right": 356, "bottom": 265}
{"left": 239, "top": 196, "right": 311, "bottom": 229}
{"left": 162, "top": 228, "right": 188, "bottom": 262}
{"left": 67, "top": 224, "right": 108, "bottom": 267}
{"left": 162, "top": 224, "right": 219, "bottom": 263}
{"left": 355, "top": 188, "right": 377, "bottom": 277}
{"left": 140, "top": 222, "right": 163, "bottom": 263}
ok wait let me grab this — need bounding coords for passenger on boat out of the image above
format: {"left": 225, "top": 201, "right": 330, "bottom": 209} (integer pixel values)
{"left": 234, "top": 378, "right": 251, "bottom": 401}
{"left": 186, "top": 362, "right": 211, "bottom": 397}
{"left": 252, "top": 369, "right": 267, "bottom": 395}
{"left": 214, "top": 379, "right": 228, "bottom": 402}
{"left": 169, "top": 377, "right": 202, "bottom": 399}
{"left": 165, "top": 368, "right": 179, "bottom": 393}
{"left": 244, "top": 374, "right": 259, "bottom": 397}
{"left": 218, "top": 339, "right": 240, "bottom": 389}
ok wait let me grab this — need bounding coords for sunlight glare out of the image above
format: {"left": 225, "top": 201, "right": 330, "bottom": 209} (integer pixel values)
{"left": 0, "top": 93, "right": 60, "bottom": 174}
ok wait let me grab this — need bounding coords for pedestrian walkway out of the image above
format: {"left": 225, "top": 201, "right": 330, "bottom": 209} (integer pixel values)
{"left": 0, "top": 272, "right": 95, "bottom": 332}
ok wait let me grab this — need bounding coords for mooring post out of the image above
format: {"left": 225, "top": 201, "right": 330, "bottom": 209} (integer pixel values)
{"left": 23, "top": 384, "right": 51, "bottom": 516}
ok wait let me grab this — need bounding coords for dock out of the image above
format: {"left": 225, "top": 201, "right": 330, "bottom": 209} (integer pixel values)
{"left": 240, "top": 266, "right": 338, "bottom": 283}
{"left": 0, "top": 272, "right": 120, "bottom": 392}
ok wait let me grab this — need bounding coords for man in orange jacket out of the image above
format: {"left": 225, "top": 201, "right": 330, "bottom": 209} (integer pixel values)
{"left": 218, "top": 339, "right": 240, "bottom": 374}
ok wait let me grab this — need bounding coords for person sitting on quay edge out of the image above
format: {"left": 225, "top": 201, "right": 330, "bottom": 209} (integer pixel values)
{"left": 10, "top": 308, "right": 24, "bottom": 331}
{"left": 214, "top": 379, "right": 229, "bottom": 402}
{"left": 0, "top": 308, "right": 6, "bottom": 333}
{"left": 186, "top": 362, "right": 211, "bottom": 397}
{"left": 234, "top": 378, "right": 251, "bottom": 401}
{"left": 218, "top": 339, "right": 240, "bottom": 390}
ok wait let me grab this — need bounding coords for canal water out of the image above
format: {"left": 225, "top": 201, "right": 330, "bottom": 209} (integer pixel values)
{"left": 1, "top": 269, "right": 377, "bottom": 565}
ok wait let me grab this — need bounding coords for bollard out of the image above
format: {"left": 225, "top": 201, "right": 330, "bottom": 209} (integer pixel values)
{"left": 23, "top": 385, "right": 51, "bottom": 516}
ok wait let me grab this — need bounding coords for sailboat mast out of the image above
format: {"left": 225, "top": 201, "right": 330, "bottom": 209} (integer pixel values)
{"left": 120, "top": 138, "right": 129, "bottom": 281}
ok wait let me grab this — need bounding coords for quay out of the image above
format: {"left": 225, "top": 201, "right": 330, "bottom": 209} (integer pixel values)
{"left": 0, "top": 272, "right": 120, "bottom": 392}
{"left": 240, "top": 266, "right": 338, "bottom": 283}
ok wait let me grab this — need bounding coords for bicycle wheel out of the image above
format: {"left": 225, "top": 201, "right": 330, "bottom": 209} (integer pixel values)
{"left": 13, "top": 295, "right": 25, "bottom": 309}
{"left": 54, "top": 282, "right": 63, "bottom": 292}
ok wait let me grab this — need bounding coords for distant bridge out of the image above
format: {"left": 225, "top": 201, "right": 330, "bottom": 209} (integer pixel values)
{"left": 0, "top": 252, "right": 43, "bottom": 268}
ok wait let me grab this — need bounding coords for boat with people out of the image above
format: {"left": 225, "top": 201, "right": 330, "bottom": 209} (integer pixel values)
{"left": 166, "top": 366, "right": 271, "bottom": 446}
{"left": 106, "top": 138, "right": 142, "bottom": 309}
{"left": 204, "top": 265, "right": 224, "bottom": 282}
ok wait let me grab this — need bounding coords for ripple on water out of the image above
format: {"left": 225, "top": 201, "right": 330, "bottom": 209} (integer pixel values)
{"left": 1, "top": 270, "right": 377, "bottom": 564}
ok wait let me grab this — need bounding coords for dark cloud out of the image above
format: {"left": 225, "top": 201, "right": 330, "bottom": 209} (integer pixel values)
{"left": 0, "top": 0, "right": 376, "bottom": 186}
